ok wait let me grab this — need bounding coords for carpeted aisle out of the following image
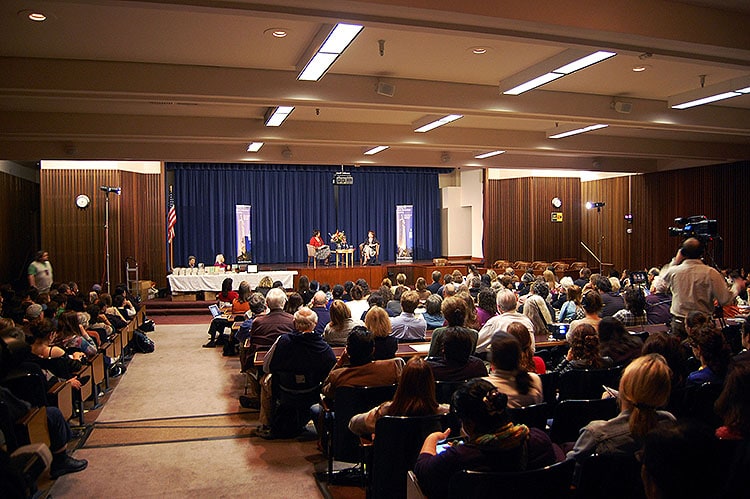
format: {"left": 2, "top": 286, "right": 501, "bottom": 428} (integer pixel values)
{"left": 50, "top": 324, "right": 325, "bottom": 498}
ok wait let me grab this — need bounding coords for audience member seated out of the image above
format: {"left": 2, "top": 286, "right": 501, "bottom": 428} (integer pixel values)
{"left": 598, "top": 317, "right": 644, "bottom": 366}
{"left": 297, "top": 275, "right": 314, "bottom": 306}
{"left": 284, "top": 292, "right": 304, "bottom": 315}
{"left": 612, "top": 286, "right": 648, "bottom": 326}
{"left": 55, "top": 311, "right": 97, "bottom": 360}
{"left": 249, "top": 288, "right": 294, "bottom": 352}
{"left": 427, "top": 271, "right": 442, "bottom": 295}
{"left": 426, "top": 326, "right": 487, "bottom": 381}
{"left": 422, "top": 294, "right": 445, "bottom": 330}
{"left": 25, "top": 320, "right": 85, "bottom": 391}
{"left": 507, "top": 322, "right": 546, "bottom": 374}
{"left": 553, "top": 324, "right": 613, "bottom": 375}
{"left": 310, "top": 291, "right": 331, "bottom": 335}
{"left": 475, "top": 289, "right": 497, "bottom": 327}
{"left": 641, "top": 331, "right": 689, "bottom": 414}
{"left": 567, "top": 353, "right": 675, "bottom": 461}
{"left": 256, "top": 307, "right": 336, "bottom": 439}
{"left": 390, "top": 290, "right": 427, "bottom": 342}
{"left": 477, "top": 289, "right": 535, "bottom": 356}
{"left": 558, "top": 285, "right": 584, "bottom": 323}
{"left": 203, "top": 281, "right": 250, "bottom": 348}
{"left": 484, "top": 332, "right": 543, "bottom": 408}
{"left": 346, "top": 285, "right": 369, "bottom": 322}
{"left": 568, "top": 291, "right": 603, "bottom": 341}
{"left": 364, "top": 306, "right": 398, "bottom": 360}
{"left": 594, "top": 275, "right": 625, "bottom": 318}
{"left": 645, "top": 276, "right": 672, "bottom": 325}
{"left": 415, "top": 277, "right": 431, "bottom": 303}
{"left": 458, "top": 291, "right": 482, "bottom": 331}
{"left": 349, "top": 357, "right": 448, "bottom": 439}
{"left": 413, "top": 379, "right": 560, "bottom": 499}
{"left": 323, "top": 300, "right": 363, "bottom": 347}
{"left": 715, "top": 360, "right": 750, "bottom": 440}
{"left": 429, "top": 296, "right": 478, "bottom": 357}
{"left": 686, "top": 322, "right": 731, "bottom": 386}
{"left": 522, "top": 280, "right": 553, "bottom": 340}
{"left": 385, "top": 285, "right": 406, "bottom": 317}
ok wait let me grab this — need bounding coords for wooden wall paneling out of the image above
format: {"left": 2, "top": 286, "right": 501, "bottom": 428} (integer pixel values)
{"left": 485, "top": 177, "right": 581, "bottom": 266}
{"left": 0, "top": 171, "right": 39, "bottom": 286}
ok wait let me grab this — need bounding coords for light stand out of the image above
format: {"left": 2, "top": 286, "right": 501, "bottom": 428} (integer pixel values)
{"left": 100, "top": 186, "right": 121, "bottom": 294}
{"left": 585, "top": 201, "right": 605, "bottom": 275}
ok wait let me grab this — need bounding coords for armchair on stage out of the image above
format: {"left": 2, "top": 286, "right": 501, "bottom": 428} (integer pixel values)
{"left": 359, "top": 241, "right": 380, "bottom": 266}
{"left": 306, "top": 244, "right": 331, "bottom": 268}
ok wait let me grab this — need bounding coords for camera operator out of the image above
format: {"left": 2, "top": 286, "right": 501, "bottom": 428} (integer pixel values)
{"left": 661, "top": 237, "right": 745, "bottom": 338}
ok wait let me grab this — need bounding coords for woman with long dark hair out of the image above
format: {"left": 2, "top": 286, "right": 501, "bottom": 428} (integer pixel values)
{"left": 485, "top": 332, "right": 543, "bottom": 407}
{"left": 553, "top": 323, "right": 613, "bottom": 374}
{"left": 348, "top": 357, "right": 448, "bottom": 438}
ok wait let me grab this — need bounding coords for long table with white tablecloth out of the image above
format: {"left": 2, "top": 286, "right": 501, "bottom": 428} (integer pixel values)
{"left": 167, "top": 270, "right": 297, "bottom": 292}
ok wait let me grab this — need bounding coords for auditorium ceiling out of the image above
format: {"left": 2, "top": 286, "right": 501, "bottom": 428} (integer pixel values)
{"left": 1, "top": 0, "right": 749, "bottom": 173}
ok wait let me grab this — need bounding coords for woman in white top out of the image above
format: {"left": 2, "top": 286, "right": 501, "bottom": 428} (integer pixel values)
{"left": 484, "top": 332, "right": 543, "bottom": 408}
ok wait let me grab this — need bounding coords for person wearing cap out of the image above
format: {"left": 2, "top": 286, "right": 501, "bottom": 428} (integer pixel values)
{"left": 28, "top": 250, "right": 53, "bottom": 294}
{"left": 22, "top": 303, "right": 45, "bottom": 337}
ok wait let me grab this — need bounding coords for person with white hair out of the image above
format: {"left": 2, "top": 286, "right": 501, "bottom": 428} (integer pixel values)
{"left": 645, "top": 276, "right": 672, "bottom": 325}
{"left": 248, "top": 287, "right": 294, "bottom": 351}
{"left": 476, "top": 289, "right": 535, "bottom": 355}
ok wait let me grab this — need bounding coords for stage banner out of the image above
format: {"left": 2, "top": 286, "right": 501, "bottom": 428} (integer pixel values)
{"left": 236, "top": 205, "right": 252, "bottom": 263}
{"left": 396, "top": 204, "right": 414, "bottom": 264}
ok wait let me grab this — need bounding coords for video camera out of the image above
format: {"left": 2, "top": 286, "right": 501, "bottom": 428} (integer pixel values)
{"left": 668, "top": 216, "right": 718, "bottom": 239}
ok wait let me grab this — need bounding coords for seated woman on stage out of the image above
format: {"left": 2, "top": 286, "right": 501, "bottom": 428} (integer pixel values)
{"left": 214, "top": 253, "right": 227, "bottom": 269}
{"left": 360, "top": 230, "right": 380, "bottom": 266}
{"left": 309, "top": 229, "right": 331, "bottom": 265}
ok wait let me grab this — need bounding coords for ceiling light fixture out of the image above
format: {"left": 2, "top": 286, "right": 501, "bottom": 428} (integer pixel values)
{"left": 264, "top": 28, "right": 288, "bottom": 38}
{"left": 246, "top": 142, "right": 264, "bottom": 152}
{"left": 470, "top": 47, "right": 488, "bottom": 55}
{"left": 668, "top": 75, "right": 750, "bottom": 109}
{"left": 297, "top": 23, "right": 363, "bottom": 81}
{"left": 363, "top": 145, "right": 389, "bottom": 155}
{"left": 547, "top": 123, "right": 608, "bottom": 139}
{"left": 632, "top": 64, "right": 651, "bottom": 72}
{"left": 500, "top": 49, "right": 616, "bottom": 95}
{"left": 474, "top": 150, "right": 505, "bottom": 159}
{"left": 413, "top": 114, "right": 463, "bottom": 133}
{"left": 264, "top": 106, "right": 294, "bottom": 127}
{"left": 27, "top": 11, "right": 47, "bottom": 22}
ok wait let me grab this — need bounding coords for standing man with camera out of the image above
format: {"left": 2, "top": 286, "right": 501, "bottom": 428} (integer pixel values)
{"left": 661, "top": 237, "right": 745, "bottom": 338}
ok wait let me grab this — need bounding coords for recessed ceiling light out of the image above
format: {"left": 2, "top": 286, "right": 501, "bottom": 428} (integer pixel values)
{"left": 547, "top": 123, "right": 608, "bottom": 139}
{"left": 297, "top": 23, "right": 363, "bottom": 81}
{"left": 264, "top": 106, "right": 294, "bottom": 127}
{"left": 470, "top": 47, "right": 488, "bottom": 55}
{"left": 265, "top": 28, "right": 288, "bottom": 38}
{"left": 632, "top": 64, "right": 651, "bottom": 72}
{"left": 247, "top": 142, "right": 264, "bottom": 152}
{"left": 413, "top": 114, "right": 463, "bottom": 133}
{"left": 19, "top": 10, "right": 48, "bottom": 22}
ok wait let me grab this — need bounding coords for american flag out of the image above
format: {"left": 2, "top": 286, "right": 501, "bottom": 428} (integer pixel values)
{"left": 167, "top": 188, "right": 177, "bottom": 244}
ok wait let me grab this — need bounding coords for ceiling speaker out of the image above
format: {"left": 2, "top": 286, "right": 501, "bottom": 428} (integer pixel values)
{"left": 613, "top": 101, "right": 633, "bottom": 114}
{"left": 376, "top": 81, "right": 395, "bottom": 97}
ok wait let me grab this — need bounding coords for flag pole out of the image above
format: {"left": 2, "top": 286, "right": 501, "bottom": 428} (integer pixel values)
{"left": 168, "top": 185, "right": 174, "bottom": 271}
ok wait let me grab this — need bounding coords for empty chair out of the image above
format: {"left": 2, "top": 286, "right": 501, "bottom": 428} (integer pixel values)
{"left": 370, "top": 414, "right": 451, "bottom": 499}
{"left": 575, "top": 453, "right": 645, "bottom": 499}
{"left": 558, "top": 366, "right": 623, "bottom": 401}
{"left": 680, "top": 381, "right": 723, "bottom": 429}
{"left": 507, "top": 402, "right": 548, "bottom": 430}
{"left": 447, "top": 459, "right": 575, "bottom": 499}
{"left": 306, "top": 244, "right": 317, "bottom": 268}
{"left": 323, "top": 384, "right": 397, "bottom": 484}
{"left": 270, "top": 370, "right": 323, "bottom": 438}
{"left": 549, "top": 397, "right": 619, "bottom": 444}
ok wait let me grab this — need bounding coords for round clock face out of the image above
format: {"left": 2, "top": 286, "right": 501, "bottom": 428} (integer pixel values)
{"left": 75, "top": 194, "right": 90, "bottom": 208}
{"left": 551, "top": 197, "right": 562, "bottom": 208}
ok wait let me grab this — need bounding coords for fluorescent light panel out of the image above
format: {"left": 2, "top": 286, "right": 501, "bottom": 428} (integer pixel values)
{"left": 414, "top": 114, "right": 463, "bottom": 133}
{"left": 669, "top": 75, "right": 750, "bottom": 109}
{"left": 297, "top": 23, "right": 363, "bottom": 81}
{"left": 264, "top": 106, "right": 294, "bottom": 127}
{"left": 247, "top": 142, "right": 264, "bottom": 152}
{"left": 547, "top": 124, "right": 608, "bottom": 139}
{"left": 363, "top": 145, "right": 389, "bottom": 155}
{"left": 474, "top": 150, "right": 505, "bottom": 159}
{"left": 501, "top": 49, "right": 616, "bottom": 95}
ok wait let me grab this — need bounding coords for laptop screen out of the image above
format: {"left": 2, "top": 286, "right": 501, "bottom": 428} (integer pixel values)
{"left": 208, "top": 304, "right": 222, "bottom": 318}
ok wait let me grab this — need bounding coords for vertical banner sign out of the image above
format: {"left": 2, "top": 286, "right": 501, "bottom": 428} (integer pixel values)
{"left": 396, "top": 204, "right": 414, "bottom": 264}
{"left": 236, "top": 205, "right": 252, "bottom": 263}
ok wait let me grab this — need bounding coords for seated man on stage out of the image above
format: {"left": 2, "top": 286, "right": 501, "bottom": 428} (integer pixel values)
{"left": 309, "top": 229, "right": 331, "bottom": 265}
{"left": 360, "top": 230, "right": 380, "bottom": 266}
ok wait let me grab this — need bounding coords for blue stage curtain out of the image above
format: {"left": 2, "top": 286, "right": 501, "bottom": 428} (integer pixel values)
{"left": 165, "top": 163, "right": 443, "bottom": 266}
